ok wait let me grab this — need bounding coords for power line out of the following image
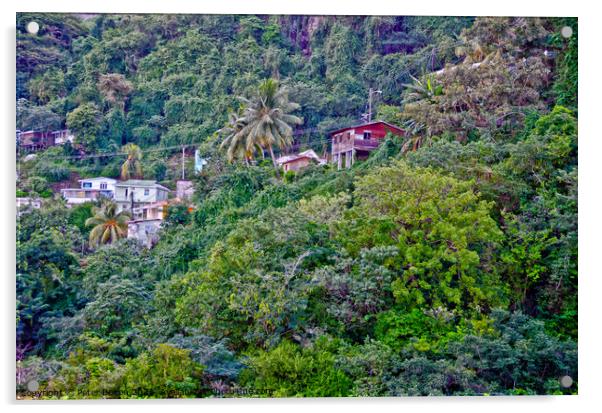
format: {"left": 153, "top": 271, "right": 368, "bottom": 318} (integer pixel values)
{"left": 37, "top": 143, "right": 197, "bottom": 161}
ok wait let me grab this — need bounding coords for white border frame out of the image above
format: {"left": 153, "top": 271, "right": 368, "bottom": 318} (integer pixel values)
{"left": 3, "top": 1, "right": 599, "bottom": 412}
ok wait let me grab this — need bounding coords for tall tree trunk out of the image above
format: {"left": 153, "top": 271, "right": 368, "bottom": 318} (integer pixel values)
{"left": 268, "top": 144, "right": 281, "bottom": 178}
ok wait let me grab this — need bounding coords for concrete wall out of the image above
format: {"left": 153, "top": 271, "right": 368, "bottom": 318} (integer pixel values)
{"left": 283, "top": 157, "right": 311, "bottom": 172}
{"left": 79, "top": 178, "right": 116, "bottom": 192}
{"left": 114, "top": 186, "right": 168, "bottom": 204}
{"left": 127, "top": 219, "right": 162, "bottom": 248}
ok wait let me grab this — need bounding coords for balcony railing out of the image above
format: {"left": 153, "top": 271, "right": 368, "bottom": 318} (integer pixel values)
{"left": 332, "top": 136, "right": 382, "bottom": 154}
{"left": 61, "top": 189, "right": 113, "bottom": 200}
{"left": 353, "top": 138, "right": 381, "bottom": 150}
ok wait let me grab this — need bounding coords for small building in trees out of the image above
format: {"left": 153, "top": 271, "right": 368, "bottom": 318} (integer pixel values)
{"left": 276, "top": 149, "right": 327, "bottom": 172}
{"left": 17, "top": 129, "right": 75, "bottom": 152}
{"left": 329, "top": 121, "right": 404, "bottom": 169}
{"left": 17, "top": 130, "right": 55, "bottom": 152}
{"left": 127, "top": 218, "right": 162, "bottom": 248}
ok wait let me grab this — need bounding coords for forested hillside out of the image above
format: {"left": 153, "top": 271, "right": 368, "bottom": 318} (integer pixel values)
{"left": 16, "top": 14, "right": 578, "bottom": 397}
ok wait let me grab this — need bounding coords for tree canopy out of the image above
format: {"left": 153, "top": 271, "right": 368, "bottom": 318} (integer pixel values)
{"left": 16, "top": 14, "right": 578, "bottom": 398}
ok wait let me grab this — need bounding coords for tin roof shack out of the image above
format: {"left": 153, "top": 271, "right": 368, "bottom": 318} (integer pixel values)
{"left": 329, "top": 121, "right": 404, "bottom": 169}
{"left": 276, "top": 149, "right": 327, "bottom": 172}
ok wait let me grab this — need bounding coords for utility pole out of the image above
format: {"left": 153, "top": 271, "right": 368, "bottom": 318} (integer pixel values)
{"left": 368, "top": 88, "right": 373, "bottom": 123}
{"left": 181, "top": 146, "right": 185, "bottom": 180}
{"left": 367, "top": 88, "right": 382, "bottom": 123}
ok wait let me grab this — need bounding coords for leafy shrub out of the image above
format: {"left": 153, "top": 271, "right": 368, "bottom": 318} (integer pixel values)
{"left": 167, "top": 332, "right": 242, "bottom": 380}
{"left": 122, "top": 344, "right": 204, "bottom": 398}
{"left": 163, "top": 203, "right": 191, "bottom": 227}
{"left": 32, "top": 161, "right": 71, "bottom": 182}
{"left": 25, "top": 176, "right": 49, "bottom": 194}
{"left": 374, "top": 308, "right": 454, "bottom": 352}
{"left": 68, "top": 202, "right": 94, "bottom": 234}
{"left": 99, "top": 162, "right": 120, "bottom": 179}
{"left": 444, "top": 309, "right": 578, "bottom": 394}
{"left": 283, "top": 169, "right": 296, "bottom": 183}
{"left": 241, "top": 338, "right": 352, "bottom": 397}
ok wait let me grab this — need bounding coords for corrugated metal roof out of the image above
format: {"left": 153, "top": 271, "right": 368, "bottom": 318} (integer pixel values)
{"left": 328, "top": 120, "right": 405, "bottom": 136}
{"left": 77, "top": 177, "right": 116, "bottom": 182}
{"left": 276, "top": 149, "right": 326, "bottom": 165}
{"left": 115, "top": 180, "right": 171, "bottom": 192}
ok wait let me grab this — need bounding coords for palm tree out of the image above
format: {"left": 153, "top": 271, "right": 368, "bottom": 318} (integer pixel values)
{"left": 400, "top": 120, "right": 435, "bottom": 154}
{"left": 85, "top": 201, "right": 131, "bottom": 248}
{"left": 403, "top": 74, "right": 443, "bottom": 104}
{"left": 121, "top": 143, "right": 143, "bottom": 180}
{"left": 222, "top": 79, "right": 303, "bottom": 177}
{"left": 219, "top": 111, "right": 261, "bottom": 165}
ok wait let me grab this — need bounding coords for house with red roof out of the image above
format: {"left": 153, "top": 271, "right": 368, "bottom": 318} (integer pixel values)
{"left": 329, "top": 121, "right": 404, "bottom": 169}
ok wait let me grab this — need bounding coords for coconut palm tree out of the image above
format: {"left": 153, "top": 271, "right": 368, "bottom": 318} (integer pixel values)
{"left": 121, "top": 143, "right": 143, "bottom": 180}
{"left": 224, "top": 79, "right": 302, "bottom": 177}
{"left": 85, "top": 201, "right": 131, "bottom": 248}
{"left": 219, "top": 111, "right": 261, "bottom": 165}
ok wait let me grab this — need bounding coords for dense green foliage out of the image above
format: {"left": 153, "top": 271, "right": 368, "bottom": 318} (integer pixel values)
{"left": 17, "top": 14, "right": 577, "bottom": 398}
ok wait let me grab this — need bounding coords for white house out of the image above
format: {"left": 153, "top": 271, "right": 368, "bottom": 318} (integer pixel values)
{"left": 114, "top": 180, "right": 170, "bottom": 218}
{"left": 61, "top": 177, "right": 117, "bottom": 205}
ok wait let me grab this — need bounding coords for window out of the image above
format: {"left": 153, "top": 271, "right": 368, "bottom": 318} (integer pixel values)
{"left": 82, "top": 182, "right": 92, "bottom": 189}
{"left": 363, "top": 131, "right": 372, "bottom": 139}
{"left": 144, "top": 189, "right": 150, "bottom": 196}
{"left": 100, "top": 182, "right": 107, "bottom": 190}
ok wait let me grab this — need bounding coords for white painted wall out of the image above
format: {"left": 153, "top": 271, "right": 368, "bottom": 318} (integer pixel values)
{"left": 79, "top": 178, "right": 116, "bottom": 192}
{"left": 114, "top": 186, "right": 169, "bottom": 203}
